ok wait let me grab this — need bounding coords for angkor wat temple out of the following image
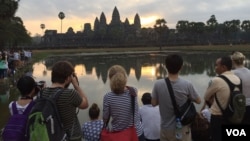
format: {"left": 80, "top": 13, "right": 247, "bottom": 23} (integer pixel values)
{"left": 41, "top": 6, "right": 147, "bottom": 48}
{"left": 41, "top": 6, "right": 250, "bottom": 48}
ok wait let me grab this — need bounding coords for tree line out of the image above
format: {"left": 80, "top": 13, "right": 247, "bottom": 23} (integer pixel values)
{"left": 153, "top": 15, "right": 250, "bottom": 46}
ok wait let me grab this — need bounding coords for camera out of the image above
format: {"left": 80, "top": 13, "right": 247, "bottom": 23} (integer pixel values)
{"left": 72, "top": 73, "right": 79, "bottom": 86}
{"left": 36, "top": 81, "right": 45, "bottom": 89}
{"left": 35, "top": 81, "right": 46, "bottom": 94}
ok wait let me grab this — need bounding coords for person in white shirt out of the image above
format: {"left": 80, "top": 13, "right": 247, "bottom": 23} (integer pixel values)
{"left": 139, "top": 92, "right": 160, "bottom": 141}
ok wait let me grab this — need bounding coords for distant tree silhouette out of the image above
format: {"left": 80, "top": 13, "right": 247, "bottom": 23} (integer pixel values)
{"left": 58, "top": 12, "right": 65, "bottom": 33}
{"left": 0, "top": 0, "right": 31, "bottom": 49}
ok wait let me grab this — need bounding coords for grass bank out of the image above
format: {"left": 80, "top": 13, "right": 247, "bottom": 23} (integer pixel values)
{"left": 33, "top": 44, "right": 250, "bottom": 60}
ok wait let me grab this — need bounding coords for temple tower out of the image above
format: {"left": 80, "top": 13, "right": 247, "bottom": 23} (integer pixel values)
{"left": 110, "top": 6, "right": 121, "bottom": 25}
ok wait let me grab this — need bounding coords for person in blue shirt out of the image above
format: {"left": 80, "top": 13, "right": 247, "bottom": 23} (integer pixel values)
{"left": 82, "top": 103, "right": 103, "bottom": 141}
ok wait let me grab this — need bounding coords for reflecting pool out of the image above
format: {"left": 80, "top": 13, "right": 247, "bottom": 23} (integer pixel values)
{"left": 1, "top": 51, "right": 250, "bottom": 129}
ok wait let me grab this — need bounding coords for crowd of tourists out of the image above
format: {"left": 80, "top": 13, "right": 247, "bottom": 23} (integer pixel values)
{"left": 0, "top": 49, "right": 32, "bottom": 80}
{"left": 1, "top": 51, "right": 249, "bottom": 141}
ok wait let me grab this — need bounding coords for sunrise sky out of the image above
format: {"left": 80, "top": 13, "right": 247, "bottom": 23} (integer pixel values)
{"left": 15, "top": 0, "right": 250, "bottom": 36}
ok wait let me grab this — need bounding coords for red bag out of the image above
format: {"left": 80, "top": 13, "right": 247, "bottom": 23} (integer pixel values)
{"left": 101, "top": 126, "right": 138, "bottom": 141}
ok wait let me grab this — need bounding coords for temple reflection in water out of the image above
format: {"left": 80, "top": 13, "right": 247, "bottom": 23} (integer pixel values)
{"left": 41, "top": 51, "right": 250, "bottom": 84}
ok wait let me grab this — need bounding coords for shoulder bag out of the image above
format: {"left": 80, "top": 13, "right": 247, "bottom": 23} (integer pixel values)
{"left": 100, "top": 86, "right": 139, "bottom": 141}
{"left": 165, "top": 78, "right": 197, "bottom": 125}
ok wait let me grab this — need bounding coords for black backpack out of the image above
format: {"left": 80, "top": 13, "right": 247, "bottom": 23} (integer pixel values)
{"left": 215, "top": 75, "right": 246, "bottom": 124}
{"left": 27, "top": 88, "right": 67, "bottom": 141}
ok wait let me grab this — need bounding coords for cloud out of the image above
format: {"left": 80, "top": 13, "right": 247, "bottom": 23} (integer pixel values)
{"left": 16, "top": 0, "right": 250, "bottom": 36}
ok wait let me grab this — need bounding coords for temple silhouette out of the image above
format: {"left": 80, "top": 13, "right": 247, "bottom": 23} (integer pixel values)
{"left": 41, "top": 6, "right": 142, "bottom": 47}
{"left": 40, "top": 6, "right": 250, "bottom": 48}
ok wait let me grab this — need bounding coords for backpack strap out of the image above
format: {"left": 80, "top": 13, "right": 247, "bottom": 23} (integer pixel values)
{"left": 126, "top": 86, "right": 136, "bottom": 125}
{"left": 215, "top": 75, "right": 242, "bottom": 112}
{"left": 12, "top": 102, "right": 18, "bottom": 115}
{"left": 52, "top": 88, "right": 64, "bottom": 100}
{"left": 23, "top": 101, "right": 35, "bottom": 115}
{"left": 12, "top": 101, "right": 35, "bottom": 115}
{"left": 165, "top": 78, "right": 182, "bottom": 119}
{"left": 218, "top": 75, "right": 242, "bottom": 92}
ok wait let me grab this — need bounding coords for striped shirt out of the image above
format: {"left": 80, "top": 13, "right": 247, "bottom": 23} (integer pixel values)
{"left": 41, "top": 87, "right": 82, "bottom": 138}
{"left": 102, "top": 87, "right": 143, "bottom": 136}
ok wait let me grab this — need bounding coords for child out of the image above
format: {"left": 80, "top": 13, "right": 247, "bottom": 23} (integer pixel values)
{"left": 82, "top": 103, "right": 103, "bottom": 141}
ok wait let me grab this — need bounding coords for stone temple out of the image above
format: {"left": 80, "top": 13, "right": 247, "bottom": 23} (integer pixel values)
{"left": 41, "top": 6, "right": 142, "bottom": 47}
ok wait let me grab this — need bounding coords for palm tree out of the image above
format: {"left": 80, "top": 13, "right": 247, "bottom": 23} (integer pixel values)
{"left": 58, "top": 12, "right": 65, "bottom": 33}
{"left": 206, "top": 15, "right": 218, "bottom": 44}
{"left": 40, "top": 23, "right": 45, "bottom": 34}
{"left": 154, "top": 19, "right": 168, "bottom": 50}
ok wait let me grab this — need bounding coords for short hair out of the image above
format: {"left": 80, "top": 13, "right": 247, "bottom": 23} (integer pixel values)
{"left": 17, "top": 75, "right": 36, "bottom": 96}
{"left": 231, "top": 51, "right": 245, "bottom": 65}
{"left": 165, "top": 54, "right": 183, "bottom": 74}
{"left": 89, "top": 103, "right": 100, "bottom": 120}
{"left": 220, "top": 56, "right": 232, "bottom": 70}
{"left": 51, "top": 61, "right": 74, "bottom": 83}
{"left": 108, "top": 65, "right": 127, "bottom": 94}
{"left": 141, "top": 92, "right": 152, "bottom": 105}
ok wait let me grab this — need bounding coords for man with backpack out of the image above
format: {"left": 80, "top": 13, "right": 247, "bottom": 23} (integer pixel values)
{"left": 28, "top": 60, "right": 89, "bottom": 141}
{"left": 2, "top": 75, "right": 38, "bottom": 141}
{"left": 204, "top": 56, "right": 242, "bottom": 141}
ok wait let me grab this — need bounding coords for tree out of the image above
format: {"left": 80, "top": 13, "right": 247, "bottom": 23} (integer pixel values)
{"left": 240, "top": 20, "right": 250, "bottom": 42}
{"left": 154, "top": 19, "right": 168, "bottom": 49}
{"left": 206, "top": 15, "right": 218, "bottom": 28}
{"left": 176, "top": 20, "right": 189, "bottom": 33}
{"left": 0, "top": 0, "right": 19, "bottom": 20}
{"left": 40, "top": 24, "right": 45, "bottom": 34}
{"left": 190, "top": 22, "right": 205, "bottom": 42}
{"left": 58, "top": 12, "right": 65, "bottom": 33}
{"left": 0, "top": 0, "right": 31, "bottom": 49}
{"left": 241, "top": 20, "right": 250, "bottom": 32}
{"left": 206, "top": 15, "right": 218, "bottom": 43}
{"left": 176, "top": 20, "right": 189, "bottom": 43}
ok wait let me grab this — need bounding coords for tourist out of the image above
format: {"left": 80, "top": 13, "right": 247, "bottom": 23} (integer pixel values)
{"left": 139, "top": 92, "right": 160, "bottom": 141}
{"left": 0, "top": 52, "right": 8, "bottom": 79}
{"left": 231, "top": 51, "right": 250, "bottom": 124}
{"left": 41, "top": 60, "right": 89, "bottom": 141}
{"left": 9, "top": 75, "right": 38, "bottom": 115}
{"left": 204, "top": 56, "right": 241, "bottom": 141}
{"left": 82, "top": 103, "right": 103, "bottom": 141}
{"left": 151, "top": 54, "right": 201, "bottom": 141}
{"left": 102, "top": 65, "right": 144, "bottom": 141}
